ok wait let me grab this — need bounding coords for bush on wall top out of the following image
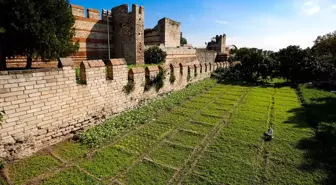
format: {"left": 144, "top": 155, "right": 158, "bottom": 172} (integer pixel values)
{"left": 145, "top": 46, "right": 167, "bottom": 64}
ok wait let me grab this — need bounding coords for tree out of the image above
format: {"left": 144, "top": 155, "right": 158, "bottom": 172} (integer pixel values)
{"left": 0, "top": 0, "right": 78, "bottom": 70}
{"left": 312, "top": 31, "right": 336, "bottom": 80}
{"left": 144, "top": 46, "right": 167, "bottom": 64}
{"left": 181, "top": 36, "right": 188, "bottom": 45}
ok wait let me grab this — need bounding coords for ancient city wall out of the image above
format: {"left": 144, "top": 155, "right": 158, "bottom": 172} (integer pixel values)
{"left": 144, "top": 18, "right": 181, "bottom": 47}
{"left": 70, "top": 4, "right": 144, "bottom": 66}
{"left": 196, "top": 49, "right": 217, "bottom": 63}
{"left": 70, "top": 5, "right": 113, "bottom": 64}
{"left": 0, "top": 58, "right": 227, "bottom": 159}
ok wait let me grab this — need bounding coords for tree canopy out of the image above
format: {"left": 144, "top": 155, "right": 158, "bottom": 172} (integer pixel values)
{"left": 181, "top": 36, "right": 188, "bottom": 45}
{"left": 0, "top": 0, "right": 78, "bottom": 69}
{"left": 213, "top": 30, "right": 336, "bottom": 84}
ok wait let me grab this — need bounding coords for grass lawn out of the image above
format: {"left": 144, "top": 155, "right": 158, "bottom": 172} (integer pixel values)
{"left": 1, "top": 79, "right": 331, "bottom": 185}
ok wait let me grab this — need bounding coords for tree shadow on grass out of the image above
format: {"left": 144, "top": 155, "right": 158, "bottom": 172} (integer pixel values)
{"left": 288, "top": 95, "right": 336, "bottom": 184}
{"left": 215, "top": 79, "right": 290, "bottom": 89}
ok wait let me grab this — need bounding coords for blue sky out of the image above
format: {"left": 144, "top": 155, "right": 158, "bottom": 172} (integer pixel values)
{"left": 70, "top": 0, "right": 336, "bottom": 51}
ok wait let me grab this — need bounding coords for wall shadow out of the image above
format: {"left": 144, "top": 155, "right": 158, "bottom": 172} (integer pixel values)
{"left": 288, "top": 91, "right": 336, "bottom": 184}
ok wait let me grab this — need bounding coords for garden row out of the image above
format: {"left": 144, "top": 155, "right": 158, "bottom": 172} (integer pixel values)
{"left": 181, "top": 84, "right": 328, "bottom": 185}
{"left": 2, "top": 80, "right": 331, "bottom": 185}
{"left": 2, "top": 79, "right": 217, "bottom": 185}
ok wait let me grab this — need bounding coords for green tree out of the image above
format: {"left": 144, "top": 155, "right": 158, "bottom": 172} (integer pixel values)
{"left": 180, "top": 36, "right": 187, "bottom": 45}
{"left": 276, "top": 46, "right": 307, "bottom": 82}
{"left": 0, "top": 0, "right": 78, "bottom": 70}
{"left": 312, "top": 31, "right": 336, "bottom": 80}
{"left": 144, "top": 46, "right": 167, "bottom": 64}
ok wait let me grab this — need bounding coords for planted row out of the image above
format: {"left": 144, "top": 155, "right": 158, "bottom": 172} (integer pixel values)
{"left": 79, "top": 79, "right": 216, "bottom": 147}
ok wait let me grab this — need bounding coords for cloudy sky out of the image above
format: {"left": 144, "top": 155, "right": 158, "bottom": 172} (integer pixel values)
{"left": 71, "top": 0, "right": 336, "bottom": 51}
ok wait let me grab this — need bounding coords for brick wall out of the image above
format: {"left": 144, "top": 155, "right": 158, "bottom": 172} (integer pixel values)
{"left": 0, "top": 57, "right": 226, "bottom": 159}
{"left": 70, "top": 5, "right": 113, "bottom": 65}
{"left": 70, "top": 4, "right": 145, "bottom": 66}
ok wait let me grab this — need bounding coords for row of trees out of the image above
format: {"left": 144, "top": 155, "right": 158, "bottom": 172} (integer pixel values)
{"left": 217, "top": 30, "right": 336, "bottom": 84}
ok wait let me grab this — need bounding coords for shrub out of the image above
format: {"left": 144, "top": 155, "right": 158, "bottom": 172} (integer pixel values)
{"left": 144, "top": 46, "right": 167, "bottom": 64}
{"left": 187, "top": 68, "right": 191, "bottom": 81}
{"left": 145, "top": 67, "right": 165, "bottom": 91}
{"left": 0, "top": 110, "right": 4, "bottom": 126}
{"left": 169, "top": 73, "right": 176, "bottom": 84}
{"left": 123, "top": 80, "right": 135, "bottom": 94}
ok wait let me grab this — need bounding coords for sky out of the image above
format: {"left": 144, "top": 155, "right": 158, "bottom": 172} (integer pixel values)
{"left": 70, "top": 0, "right": 336, "bottom": 51}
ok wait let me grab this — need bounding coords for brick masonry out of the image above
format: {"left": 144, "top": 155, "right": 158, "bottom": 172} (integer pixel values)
{"left": 70, "top": 4, "right": 144, "bottom": 65}
{"left": 0, "top": 57, "right": 228, "bottom": 160}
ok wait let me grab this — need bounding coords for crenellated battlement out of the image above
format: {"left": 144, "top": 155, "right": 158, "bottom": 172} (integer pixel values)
{"left": 70, "top": 4, "right": 145, "bottom": 65}
{"left": 0, "top": 57, "right": 227, "bottom": 159}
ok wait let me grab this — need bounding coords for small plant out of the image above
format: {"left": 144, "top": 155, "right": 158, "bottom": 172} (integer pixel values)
{"left": 169, "top": 73, "right": 176, "bottom": 84}
{"left": 0, "top": 110, "right": 4, "bottom": 126}
{"left": 123, "top": 80, "right": 135, "bottom": 94}
{"left": 145, "top": 67, "right": 165, "bottom": 92}
{"left": 187, "top": 68, "right": 191, "bottom": 81}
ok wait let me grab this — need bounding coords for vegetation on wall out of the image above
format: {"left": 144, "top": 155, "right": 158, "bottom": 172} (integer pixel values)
{"left": 181, "top": 36, "right": 188, "bottom": 45}
{"left": 0, "top": 0, "right": 79, "bottom": 70}
{"left": 187, "top": 68, "right": 191, "bottom": 81}
{"left": 123, "top": 80, "right": 135, "bottom": 94}
{"left": 144, "top": 46, "right": 167, "bottom": 64}
{"left": 170, "top": 72, "right": 176, "bottom": 84}
{"left": 145, "top": 67, "right": 165, "bottom": 91}
{"left": 0, "top": 110, "right": 4, "bottom": 126}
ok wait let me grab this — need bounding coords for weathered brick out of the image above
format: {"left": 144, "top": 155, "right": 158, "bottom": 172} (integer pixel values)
{"left": 5, "top": 117, "right": 19, "bottom": 123}
{"left": 12, "top": 99, "right": 26, "bottom": 105}
{"left": 16, "top": 106, "right": 31, "bottom": 112}
{"left": 34, "top": 84, "right": 45, "bottom": 89}
{"left": 27, "top": 107, "right": 41, "bottom": 114}
{"left": 32, "top": 72, "right": 45, "bottom": 77}
{"left": 11, "top": 87, "right": 25, "bottom": 92}
{"left": 19, "top": 81, "right": 36, "bottom": 87}
{"left": 3, "top": 104, "right": 19, "bottom": 111}
{"left": 4, "top": 83, "right": 18, "bottom": 88}
{"left": 5, "top": 96, "right": 18, "bottom": 102}
{"left": 0, "top": 91, "right": 23, "bottom": 98}
{"left": 28, "top": 92, "right": 41, "bottom": 98}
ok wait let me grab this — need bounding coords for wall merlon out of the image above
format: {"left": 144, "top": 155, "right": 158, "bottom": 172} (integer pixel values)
{"left": 87, "top": 8, "right": 100, "bottom": 20}
{"left": 71, "top": 4, "right": 85, "bottom": 17}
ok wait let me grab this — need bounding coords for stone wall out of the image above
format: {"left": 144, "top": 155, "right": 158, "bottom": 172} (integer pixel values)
{"left": 144, "top": 18, "right": 181, "bottom": 47}
{"left": 70, "top": 4, "right": 144, "bottom": 66}
{"left": 70, "top": 5, "right": 113, "bottom": 65}
{"left": 206, "top": 34, "right": 227, "bottom": 54}
{"left": 196, "top": 49, "right": 217, "bottom": 64}
{"left": 111, "top": 4, "right": 144, "bottom": 65}
{"left": 0, "top": 57, "right": 227, "bottom": 160}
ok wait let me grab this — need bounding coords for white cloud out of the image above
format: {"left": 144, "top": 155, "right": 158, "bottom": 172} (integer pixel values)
{"left": 187, "top": 0, "right": 336, "bottom": 50}
{"left": 301, "top": 0, "right": 320, "bottom": 15}
{"left": 215, "top": 20, "right": 228, "bottom": 24}
{"left": 189, "top": 14, "right": 195, "bottom": 20}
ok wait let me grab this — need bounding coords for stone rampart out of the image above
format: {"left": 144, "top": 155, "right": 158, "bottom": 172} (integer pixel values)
{"left": 0, "top": 58, "right": 226, "bottom": 159}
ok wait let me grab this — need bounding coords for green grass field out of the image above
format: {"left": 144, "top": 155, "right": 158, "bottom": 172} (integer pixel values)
{"left": 1, "top": 79, "right": 331, "bottom": 185}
